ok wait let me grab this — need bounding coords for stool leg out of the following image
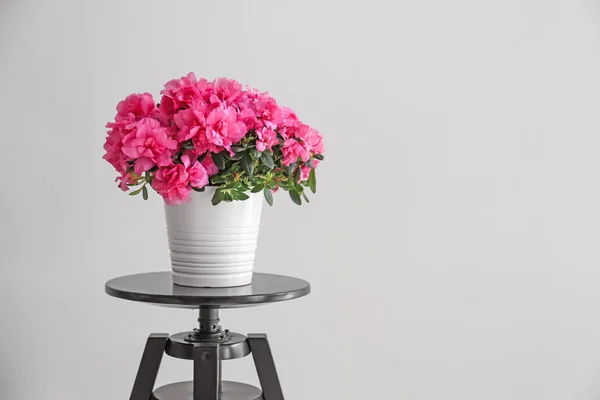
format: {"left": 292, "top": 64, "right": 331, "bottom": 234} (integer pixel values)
{"left": 193, "top": 343, "right": 221, "bottom": 400}
{"left": 130, "top": 333, "right": 169, "bottom": 400}
{"left": 248, "top": 333, "right": 284, "bottom": 400}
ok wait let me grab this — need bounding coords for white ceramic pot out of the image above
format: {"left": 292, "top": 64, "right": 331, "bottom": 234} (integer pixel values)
{"left": 164, "top": 186, "right": 263, "bottom": 287}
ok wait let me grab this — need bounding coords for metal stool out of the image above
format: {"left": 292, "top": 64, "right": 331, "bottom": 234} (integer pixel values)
{"left": 105, "top": 272, "right": 310, "bottom": 400}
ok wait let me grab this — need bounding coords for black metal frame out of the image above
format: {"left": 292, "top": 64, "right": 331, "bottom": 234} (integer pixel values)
{"left": 130, "top": 333, "right": 169, "bottom": 400}
{"left": 194, "top": 343, "right": 221, "bottom": 400}
{"left": 128, "top": 309, "right": 285, "bottom": 400}
{"left": 248, "top": 334, "right": 284, "bottom": 400}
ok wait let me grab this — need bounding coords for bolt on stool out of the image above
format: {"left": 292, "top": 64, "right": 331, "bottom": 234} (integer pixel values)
{"left": 105, "top": 271, "right": 311, "bottom": 400}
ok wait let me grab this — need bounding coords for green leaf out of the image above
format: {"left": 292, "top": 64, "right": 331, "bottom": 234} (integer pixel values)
{"left": 236, "top": 191, "right": 250, "bottom": 200}
{"left": 221, "top": 183, "right": 237, "bottom": 191}
{"left": 251, "top": 149, "right": 262, "bottom": 159}
{"left": 293, "top": 167, "right": 301, "bottom": 183}
{"left": 314, "top": 154, "right": 324, "bottom": 161}
{"left": 182, "top": 140, "right": 194, "bottom": 150}
{"left": 278, "top": 181, "right": 293, "bottom": 191}
{"left": 308, "top": 168, "right": 316, "bottom": 194}
{"left": 211, "top": 190, "right": 224, "bottom": 206}
{"left": 232, "top": 145, "right": 245, "bottom": 153}
{"left": 223, "top": 191, "right": 233, "bottom": 202}
{"left": 129, "top": 187, "right": 143, "bottom": 196}
{"left": 241, "top": 153, "right": 254, "bottom": 178}
{"left": 142, "top": 185, "right": 148, "bottom": 200}
{"left": 263, "top": 187, "right": 273, "bottom": 206}
{"left": 211, "top": 175, "right": 227, "bottom": 184}
{"left": 212, "top": 152, "right": 226, "bottom": 170}
{"left": 289, "top": 190, "right": 302, "bottom": 205}
{"left": 251, "top": 184, "right": 265, "bottom": 193}
{"left": 285, "top": 163, "right": 296, "bottom": 176}
{"left": 302, "top": 192, "right": 310, "bottom": 203}
{"left": 230, "top": 152, "right": 244, "bottom": 161}
{"left": 260, "top": 152, "right": 275, "bottom": 170}
{"left": 192, "top": 186, "right": 206, "bottom": 192}
{"left": 305, "top": 159, "right": 314, "bottom": 168}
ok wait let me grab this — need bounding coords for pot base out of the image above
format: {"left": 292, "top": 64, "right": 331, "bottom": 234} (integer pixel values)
{"left": 172, "top": 271, "right": 253, "bottom": 288}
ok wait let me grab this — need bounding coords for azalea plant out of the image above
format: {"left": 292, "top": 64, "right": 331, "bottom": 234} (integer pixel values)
{"left": 103, "top": 73, "right": 324, "bottom": 206}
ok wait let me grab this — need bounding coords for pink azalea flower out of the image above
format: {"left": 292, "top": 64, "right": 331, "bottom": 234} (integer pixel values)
{"left": 116, "top": 171, "right": 136, "bottom": 191}
{"left": 159, "top": 74, "right": 210, "bottom": 120}
{"left": 173, "top": 99, "right": 207, "bottom": 142}
{"left": 256, "top": 127, "right": 278, "bottom": 152}
{"left": 115, "top": 93, "right": 156, "bottom": 122}
{"left": 237, "top": 107, "right": 260, "bottom": 131}
{"left": 210, "top": 78, "right": 243, "bottom": 104}
{"left": 282, "top": 138, "right": 310, "bottom": 166}
{"left": 161, "top": 72, "right": 202, "bottom": 105}
{"left": 104, "top": 94, "right": 159, "bottom": 174}
{"left": 158, "top": 96, "right": 176, "bottom": 120}
{"left": 201, "top": 154, "right": 219, "bottom": 176}
{"left": 106, "top": 116, "right": 137, "bottom": 132}
{"left": 152, "top": 163, "right": 191, "bottom": 205}
{"left": 292, "top": 123, "right": 324, "bottom": 154}
{"left": 195, "top": 106, "right": 247, "bottom": 154}
{"left": 160, "top": 184, "right": 192, "bottom": 205}
{"left": 103, "top": 128, "right": 127, "bottom": 172}
{"left": 273, "top": 106, "right": 300, "bottom": 135}
{"left": 181, "top": 155, "right": 209, "bottom": 189}
{"left": 241, "top": 87, "right": 282, "bottom": 128}
{"left": 122, "top": 118, "right": 178, "bottom": 175}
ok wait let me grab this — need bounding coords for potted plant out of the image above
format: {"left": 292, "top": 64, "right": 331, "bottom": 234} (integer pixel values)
{"left": 103, "top": 73, "right": 325, "bottom": 287}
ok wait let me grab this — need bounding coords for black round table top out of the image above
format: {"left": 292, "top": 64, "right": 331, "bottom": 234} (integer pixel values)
{"left": 105, "top": 272, "right": 311, "bottom": 309}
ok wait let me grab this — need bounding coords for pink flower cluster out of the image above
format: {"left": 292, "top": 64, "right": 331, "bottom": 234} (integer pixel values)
{"left": 103, "top": 73, "right": 324, "bottom": 205}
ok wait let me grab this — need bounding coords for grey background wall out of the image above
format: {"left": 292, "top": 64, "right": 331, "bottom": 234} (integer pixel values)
{"left": 2, "top": 0, "right": 600, "bottom": 399}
